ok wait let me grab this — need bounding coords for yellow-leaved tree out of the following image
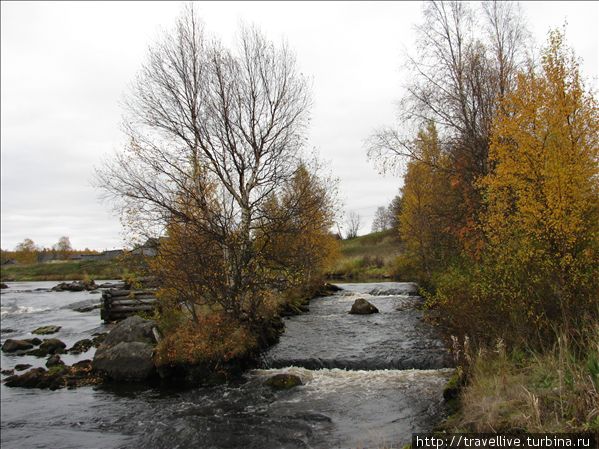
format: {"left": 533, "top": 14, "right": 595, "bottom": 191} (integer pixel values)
{"left": 481, "top": 29, "right": 599, "bottom": 341}
{"left": 396, "top": 122, "right": 457, "bottom": 283}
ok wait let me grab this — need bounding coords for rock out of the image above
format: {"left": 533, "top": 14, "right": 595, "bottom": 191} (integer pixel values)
{"left": 14, "top": 364, "right": 32, "bottom": 371}
{"left": 0, "top": 283, "right": 8, "bottom": 289}
{"left": 64, "top": 299, "right": 101, "bottom": 313}
{"left": 92, "top": 316, "right": 158, "bottom": 381}
{"left": 46, "top": 354, "right": 65, "bottom": 368}
{"left": 349, "top": 298, "right": 379, "bottom": 315}
{"left": 52, "top": 280, "right": 97, "bottom": 292}
{"left": 91, "top": 333, "right": 107, "bottom": 347}
{"left": 39, "top": 338, "right": 66, "bottom": 355}
{"left": 32, "top": 325, "right": 61, "bottom": 335}
{"left": 68, "top": 339, "right": 93, "bottom": 354}
{"left": 2, "top": 339, "right": 34, "bottom": 353}
{"left": 1, "top": 369, "right": 15, "bottom": 376}
{"left": 26, "top": 348, "right": 49, "bottom": 357}
{"left": 4, "top": 360, "right": 100, "bottom": 390}
{"left": 0, "top": 328, "right": 16, "bottom": 334}
{"left": 264, "top": 373, "right": 303, "bottom": 390}
{"left": 24, "top": 337, "right": 42, "bottom": 346}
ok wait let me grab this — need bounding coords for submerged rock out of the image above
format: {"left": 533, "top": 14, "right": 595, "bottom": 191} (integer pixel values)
{"left": 32, "top": 325, "right": 61, "bottom": 335}
{"left": 264, "top": 373, "right": 303, "bottom": 390}
{"left": 92, "top": 316, "right": 158, "bottom": 381}
{"left": 1, "top": 369, "right": 15, "bottom": 376}
{"left": 349, "top": 298, "right": 379, "bottom": 315}
{"left": 2, "top": 339, "right": 34, "bottom": 353}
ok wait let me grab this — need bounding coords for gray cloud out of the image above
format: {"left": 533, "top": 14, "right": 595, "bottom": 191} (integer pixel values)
{"left": 1, "top": 1, "right": 597, "bottom": 249}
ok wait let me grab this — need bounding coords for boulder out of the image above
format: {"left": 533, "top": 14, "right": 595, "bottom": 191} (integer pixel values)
{"left": 0, "top": 283, "right": 8, "bottom": 289}
{"left": 46, "top": 354, "right": 65, "bottom": 368}
{"left": 39, "top": 338, "right": 66, "bottom": 355}
{"left": 2, "top": 339, "right": 34, "bottom": 353}
{"left": 32, "top": 325, "right": 61, "bottom": 335}
{"left": 68, "top": 339, "right": 94, "bottom": 354}
{"left": 92, "top": 316, "right": 158, "bottom": 381}
{"left": 1, "top": 369, "right": 15, "bottom": 376}
{"left": 52, "top": 280, "right": 97, "bottom": 292}
{"left": 349, "top": 298, "right": 379, "bottom": 315}
{"left": 24, "top": 337, "right": 42, "bottom": 346}
{"left": 264, "top": 373, "right": 303, "bottom": 390}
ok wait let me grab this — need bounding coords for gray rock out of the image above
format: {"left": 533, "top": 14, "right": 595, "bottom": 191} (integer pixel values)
{"left": 32, "top": 325, "right": 61, "bottom": 335}
{"left": 349, "top": 298, "right": 379, "bottom": 315}
{"left": 92, "top": 316, "right": 158, "bottom": 381}
{"left": 93, "top": 341, "right": 155, "bottom": 381}
{"left": 2, "top": 339, "right": 34, "bottom": 353}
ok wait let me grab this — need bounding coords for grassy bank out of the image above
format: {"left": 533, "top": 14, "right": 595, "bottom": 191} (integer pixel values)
{"left": 0, "top": 259, "right": 126, "bottom": 282}
{"left": 441, "top": 327, "right": 599, "bottom": 433}
{"left": 327, "top": 229, "right": 402, "bottom": 280}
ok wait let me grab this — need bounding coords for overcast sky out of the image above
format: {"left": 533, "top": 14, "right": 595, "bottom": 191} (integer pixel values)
{"left": 1, "top": 1, "right": 597, "bottom": 250}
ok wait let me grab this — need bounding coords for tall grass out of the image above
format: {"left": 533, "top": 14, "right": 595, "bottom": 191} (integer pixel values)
{"left": 444, "top": 325, "right": 599, "bottom": 432}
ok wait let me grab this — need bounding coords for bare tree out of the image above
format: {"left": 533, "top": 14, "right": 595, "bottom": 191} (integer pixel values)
{"left": 367, "top": 0, "right": 529, "bottom": 249}
{"left": 345, "top": 211, "right": 361, "bottom": 239}
{"left": 371, "top": 206, "right": 391, "bottom": 233}
{"left": 96, "top": 7, "right": 331, "bottom": 325}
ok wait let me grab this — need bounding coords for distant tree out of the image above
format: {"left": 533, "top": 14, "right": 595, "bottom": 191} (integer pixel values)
{"left": 387, "top": 194, "right": 403, "bottom": 232}
{"left": 53, "top": 236, "right": 72, "bottom": 259}
{"left": 14, "top": 238, "right": 38, "bottom": 264}
{"left": 345, "top": 211, "right": 361, "bottom": 239}
{"left": 371, "top": 206, "right": 391, "bottom": 233}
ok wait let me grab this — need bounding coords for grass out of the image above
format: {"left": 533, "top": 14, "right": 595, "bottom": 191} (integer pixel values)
{"left": 0, "top": 259, "right": 126, "bottom": 282}
{"left": 327, "top": 229, "right": 402, "bottom": 280}
{"left": 441, "top": 327, "right": 599, "bottom": 433}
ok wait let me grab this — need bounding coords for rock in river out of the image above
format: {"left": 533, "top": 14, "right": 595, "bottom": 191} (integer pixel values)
{"left": 46, "top": 354, "right": 65, "bottom": 368}
{"left": 264, "top": 373, "right": 303, "bottom": 390}
{"left": 0, "top": 282, "right": 8, "bottom": 289}
{"left": 52, "top": 280, "right": 97, "bottom": 292}
{"left": 92, "top": 316, "right": 158, "bottom": 381}
{"left": 39, "top": 338, "right": 67, "bottom": 355}
{"left": 349, "top": 298, "right": 379, "bottom": 315}
{"left": 2, "top": 339, "right": 34, "bottom": 353}
{"left": 32, "top": 325, "right": 61, "bottom": 335}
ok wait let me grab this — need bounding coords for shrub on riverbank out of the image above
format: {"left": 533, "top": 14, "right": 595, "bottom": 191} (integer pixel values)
{"left": 154, "top": 313, "right": 258, "bottom": 371}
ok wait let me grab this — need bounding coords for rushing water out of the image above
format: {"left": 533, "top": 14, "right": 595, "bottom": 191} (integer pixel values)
{"left": 1, "top": 281, "right": 453, "bottom": 449}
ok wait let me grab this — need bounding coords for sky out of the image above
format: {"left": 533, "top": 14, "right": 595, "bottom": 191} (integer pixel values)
{"left": 1, "top": 1, "right": 598, "bottom": 251}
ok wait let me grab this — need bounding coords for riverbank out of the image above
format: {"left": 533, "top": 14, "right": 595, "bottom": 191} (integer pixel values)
{"left": 327, "top": 230, "right": 403, "bottom": 280}
{"left": 0, "top": 259, "right": 127, "bottom": 282}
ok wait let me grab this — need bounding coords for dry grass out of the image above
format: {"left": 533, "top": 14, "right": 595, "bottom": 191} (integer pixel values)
{"left": 445, "top": 326, "right": 599, "bottom": 432}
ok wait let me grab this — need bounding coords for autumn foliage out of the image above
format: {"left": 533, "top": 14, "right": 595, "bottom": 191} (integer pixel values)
{"left": 429, "top": 30, "right": 599, "bottom": 347}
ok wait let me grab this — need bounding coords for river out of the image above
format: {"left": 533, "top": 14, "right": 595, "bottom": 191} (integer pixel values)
{"left": 1, "top": 281, "right": 453, "bottom": 449}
